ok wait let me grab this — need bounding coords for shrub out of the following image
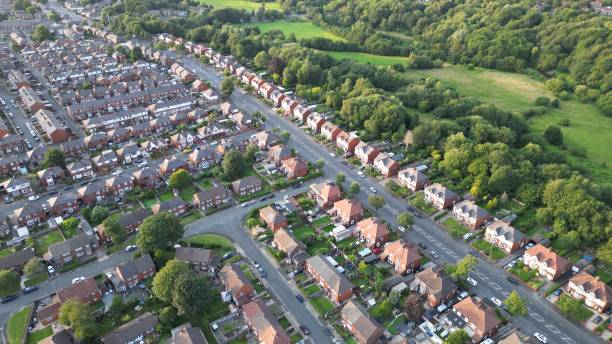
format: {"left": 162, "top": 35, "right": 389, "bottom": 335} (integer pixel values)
{"left": 535, "top": 96, "right": 550, "bottom": 107}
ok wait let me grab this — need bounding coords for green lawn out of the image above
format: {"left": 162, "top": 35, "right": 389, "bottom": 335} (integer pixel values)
{"left": 35, "top": 230, "right": 63, "bottom": 255}
{"left": 200, "top": 0, "right": 281, "bottom": 10}
{"left": 159, "top": 191, "right": 174, "bottom": 201}
{"left": 329, "top": 51, "right": 409, "bottom": 66}
{"left": 7, "top": 306, "right": 32, "bottom": 344}
{"left": 251, "top": 20, "right": 344, "bottom": 41}
{"left": 24, "top": 272, "right": 48, "bottom": 287}
{"left": 510, "top": 262, "right": 539, "bottom": 283}
{"left": 312, "top": 216, "right": 331, "bottom": 227}
{"left": 556, "top": 295, "right": 593, "bottom": 322}
{"left": 442, "top": 218, "right": 469, "bottom": 238}
{"left": 306, "top": 239, "right": 331, "bottom": 256}
{"left": 292, "top": 226, "right": 315, "bottom": 241}
{"left": 140, "top": 197, "right": 158, "bottom": 209}
{"left": 199, "top": 179, "right": 213, "bottom": 189}
{"left": 180, "top": 211, "right": 202, "bottom": 226}
{"left": 187, "top": 234, "right": 234, "bottom": 250}
{"left": 471, "top": 239, "right": 506, "bottom": 260}
{"left": 179, "top": 186, "right": 197, "bottom": 202}
{"left": 310, "top": 296, "right": 335, "bottom": 315}
{"left": 27, "top": 326, "right": 52, "bottom": 344}
{"left": 0, "top": 246, "right": 16, "bottom": 257}
{"left": 302, "top": 283, "right": 321, "bottom": 297}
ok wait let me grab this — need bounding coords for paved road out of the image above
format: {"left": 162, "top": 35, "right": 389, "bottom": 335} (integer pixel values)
{"left": 183, "top": 56, "right": 604, "bottom": 344}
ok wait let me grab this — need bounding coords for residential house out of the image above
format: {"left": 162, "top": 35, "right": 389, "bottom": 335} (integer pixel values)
{"left": 1, "top": 177, "right": 32, "bottom": 196}
{"left": 423, "top": 183, "right": 458, "bottom": 210}
{"left": 101, "top": 312, "right": 158, "bottom": 344}
{"left": 84, "top": 132, "right": 108, "bottom": 150}
{"left": 140, "top": 139, "right": 169, "bottom": 154}
{"left": 309, "top": 181, "right": 342, "bottom": 209}
{"left": 47, "top": 193, "right": 80, "bottom": 216}
{"left": 78, "top": 181, "right": 107, "bottom": 205}
{"left": 232, "top": 176, "right": 262, "bottom": 196}
{"left": 305, "top": 255, "right": 354, "bottom": 303}
{"left": 321, "top": 122, "right": 341, "bottom": 142}
{"left": 336, "top": 132, "right": 360, "bottom": 155}
{"left": 242, "top": 300, "right": 291, "bottom": 344}
{"left": 38, "top": 329, "right": 77, "bottom": 344}
{"left": 267, "top": 145, "right": 292, "bottom": 165}
{"left": 270, "top": 90, "right": 286, "bottom": 107}
{"left": 171, "top": 324, "right": 207, "bottom": 344}
{"left": 373, "top": 152, "right": 399, "bottom": 177}
{"left": 380, "top": 240, "right": 422, "bottom": 275}
{"left": 330, "top": 199, "right": 364, "bottom": 226}
{"left": 0, "top": 248, "right": 35, "bottom": 272}
{"left": 0, "top": 155, "right": 25, "bottom": 175}
{"left": 57, "top": 277, "right": 101, "bottom": 304}
{"left": 37, "top": 166, "right": 65, "bottom": 187}
{"left": 193, "top": 185, "right": 232, "bottom": 211}
{"left": 281, "top": 157, "right": 308, "bottom": 179}
{"left": 341, "top": 300, "right": 383, "bottom": 344}
{"left": 219, "top": 263, "right": 255, "bottom": 306}
{"left": 116, "top": 143, "right": 141, "bottom": 164}
{"left": 171, "top": 132, "right": 195, "bottom": 149}
{"left": 523, "top": 244, "right": 571, "bottom": 281}
{"left": 273, "top": 228, "right": 307, "bottom": 265}
{"left": 230, "top": 112, "right": 253, "bottom": 129}
{"left": 259, "top": 206, "right": 288, "bottom": 232}
{"left": 92, "top": 149, "right": 119, "bottom": 173}
{"left": 60, "top": 138, "right": 86, "bottom": 157}
{"left": 452, "top": 297, "right": 501, "bottom": 343}
{"left": 175, "top": 247, "right": 215, "bottom": 272}
{"left": 159, "top": 158, "right": 189, "bottom": 177}
{"left": 413, "top": 267, "right": 458, "bottom": 307}
{"left": 484, "top": 220, "right": 528, "bottom": 254}
{"left": 133, "top": 167, "right": 161, "bottom": 189}
{"left": 259, "top": 83, "right": 275, "bottom": 99}
{"left": 33, "top": 109, "right": 70, "bottom": 144}
{"left": 253, "top": 131, "right": 280, "bottom": 150}
{"left": 306, "top": 113, "right": 326, "bottom": 133}
{"left": 46, "top": 233, "right": 98, "bottom": 266}
{"left": 452, "top": 200, "right": 492, "bottom": 230}
{"left": 354, "top": 142, "right": 380, "bottom": 165}
{"left": 104, "top": 173, "right": 135, "bottom": 198}
{"left": 0, "top": 135, "right": 26, "bottom": 157}
{"left": 11, "top": 204, "right": 46, "bottom": 227}
{"left": 114, "top": 254, "right": 156, "bottom": 290}
{"left": 355, "top": 218, "right": 390, "bottom": 248}
{"left": 281, "top": 99, "right": 298, "bottom": 116}
{"left": 293, "top": 104, "right": 311, "bottom": 123}
{"left": 152, "top": 198, "right": 189, "bottom": 216}
{"left": 117, "top": 208, "right": 150, "bottom": 237}
{"left": 66, "top": 159, "right": 94, "bottom": 180}
{"left": 398, "top": 167, "right": 429, "bottom": 192}
{"left": 27, "top": 146, "right": 49, "bottom": 164}
{"left": 566, "top": 272, "right": 612, "bottom": 313}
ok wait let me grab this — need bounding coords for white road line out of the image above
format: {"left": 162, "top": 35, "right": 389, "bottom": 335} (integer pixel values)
{"left": 530, "top": 313, "right": 545, "bottom": 322}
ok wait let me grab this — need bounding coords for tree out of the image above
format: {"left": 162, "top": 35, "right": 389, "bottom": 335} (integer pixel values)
{"left": 349, "top": 182, "right": 360, "bottom": 196}
{"left": 172, "top": 274, "right": 210, "bottom": 317}
{"left": 504, "top": 290, "right": 527, "bottom": 316}
{"left": 23, "top": 257, "right": 43, "bottom": 276}
{"left": 254, "top": 51, "right": 271, "bottom": 69}
{"left": 557, "top": 295, "right": 592, "bottom": 321}
{"left": 60, "top": 217, "right": 79, "bottom": 235}
{"left": 453, "top": 255, "right": 478, "bottom": 280}
{"left": 168, "top": 169, "right": 192, "bottom": 190}
{"left": 221, "top": 77, "right": 235, "bottom": 99}
{"left": 445, "top": 329, "right": 470, "bottom": 344}
{"left": 137, "top": 212, "right": 184, "bottom": 252}
{"left": 543, "top": 125, "right": 563, "bottom": 145}
{"left": 397, "top": 212, "right": 414, "bottom": 228}
{"left": 316, "top": 159, "right": 324, "bottom": 169}
{"left": 0, "top": 270, "right": 20, "bottom": 297}
{"left": 108, "top": 296, "right": 125, "bottom": 321}
{"left": 59, "top": 299, "right": 96, "bottom": 340}
{"left": 597, "top": 238, "right": 612, "bottom": 265}
{"left": 43, "top": 148, "right": 65, "bottom": 168}
{"left": 102, "top": 217, "right": 125, "bottom": 243}
{"left": 31, "top": 24, "right": 53, "bottom": 42}
{"left": 152, "top": 259, "right": 190, "bottom": 302}
{"left": 404, "top": 293, "right": 425, "bottom": 322}
{"left": 335, "top": 173, "right": 345, "bottom": 186}
{"left": 90, "top": 205, "right": 109, "bottom": 226}
{"left": 221, "top": 149, "right": 245, "bottom": 181}
{"left": 368, "top": 195, "right": 385, "bottom": 213}
{"left": 47, "top": 11, "right": 60, "bottom": 22}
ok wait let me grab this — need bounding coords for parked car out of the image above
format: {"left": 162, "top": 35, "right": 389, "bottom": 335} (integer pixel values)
{"left": 46, "top": 265, "right": 55, "bottom": 274}
{"left": 467, "top": 277, "right": 478, "bottom": 286}
{"left": 357, "top": 171, "right": 365, "bottom": 178}
{"left": 222, "top": 252, "right": 233, "bottom": 260}
{"left": 23, "top": 286, "right": 38, "bottom": 294}
{"left": 534, "top": 332, "right": 548, "bottom": 343}
{"left": 369, "top": 186, "right": 377, "bottom": 193}
{"left": 299, "top": 326, "right": 310, "bottom": 335}
{"left": 28, "top": 195, "right": 39, "bottom": 201}
{"left": 490, "top": 297, "right": 503, "bottom": 307}
{"left": 418, "top": 242, "right": 427, "bottom": 249}
{"left": 554, "top": 288, "right": 563, "bottom": 296}
{"left": 295, "top": 294, "right": 304, "bottom": 303}
{"left": 507, "top": 277, "right": 518, "bottom": 285}
{"left": 463, "top": 232, "right": 473, "bottom": 240}
{"left": 430, "top": 251, "right": 439, "bottom": 258}
{"left": 71, "top": 276, "right": 86, "bottom": 284}
{"left": 125, "top": 245, "right": 138, "bottom": 252}
{"left": 0, "top": 295, "right": 17, "bottom": 303}
{"left": 593, "top": 315, "right": 603, "bottom": 324}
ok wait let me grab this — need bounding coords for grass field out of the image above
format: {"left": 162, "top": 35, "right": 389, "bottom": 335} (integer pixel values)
{"left": 310, "top": 296, "right": 335, "bottom": 315}
{"left": 7, "top": 306, "right": 32, "bottom": 344}
{"left": 187, "top": 233, "right": 233, "bottom": 250}
{"left": 251, "top": 20, "right": 344, "bottom": 41}
{"left": 27, "top": 326, "right": 52, "bottom": 344}
{"left": 327, "top": 52, "right": 611, "bottom": 184}
{"left": 200, "top": 0, "right": 281, "bottom": 10}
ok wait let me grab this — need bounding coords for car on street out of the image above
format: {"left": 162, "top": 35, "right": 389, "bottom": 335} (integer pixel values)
{"left": 507, "top": 277, "right": 518, "bottom": 285}
{"left": 222, "top": 252, "right": 233, "bottom": 260}
{"left": 398, "top": 225, "right": 406, "bottom": 232}
{"left": 72, "top": 276, "right": 86, "bottom": 284}
{"left": 23, "top": 286, "right": 38, "bottom": 294}
{"left": 457, "top": 291, "right": 469, "bottom": 300}
{"left": 258, "top": 267, "right": 267, "bottom": 277}
{"left": 28, "top": 195, "right": 39, "bottom": 201}
{"left": 430, "top": 251, "right": 439, "bottom": 258}
{"left": 357, "top": 171, "right": 365, "bottom": 177}
{"left": 125, "top": 244, "right": 138, "bottom": 252}
{"left": 534, "top": 332, "right": 548, "bottom": 343}
{"left": 295, "top": 294, "right": 304, "bottom": 303}
{"left": 299, "top": 326, "right": 310, "bottom": 335}
{"left": 490, "top": 297, "right": 503, "bottom": 307}
{"left": 418, "top": 242, "right": 427, "bottom": 249}
{"left": 467, "top": 277, "right": 478, "bottom": 286}
{"left": 253, "top": 261, "right": 260, "bottom": 268}
{"left": 0, "top": 295, "right": 17, "bottom": 303}
{"left": 505, "top": 261, "right": 516, "bottom": 269}
{"left": 47, "top": 265, "right": 54, "bottom": 274}
{"left": 463, "top": 232, "right": 473, "bottom": 240}
{"left": 369, "top": 186, "right": 377, "bottom": 193}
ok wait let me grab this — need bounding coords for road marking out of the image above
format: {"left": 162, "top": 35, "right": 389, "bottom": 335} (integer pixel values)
{"left": 530, "top": 313, "right": 545, "bottom": 322}
{"left": 545, "top": 324, "right": 561, "bottom": 334}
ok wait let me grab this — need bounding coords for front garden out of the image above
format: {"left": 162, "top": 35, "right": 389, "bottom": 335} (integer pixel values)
{"left": 471, "top": 239, "right": 506, "bottom": 260}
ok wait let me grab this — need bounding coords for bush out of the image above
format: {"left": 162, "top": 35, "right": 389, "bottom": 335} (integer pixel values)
{"left": 535, "top": 96, "right": 550, "bottom": 107}
{"left": 543, "top": 125, "right": 563, "bottom": 146}
{"left": 558, "top": 119, "right": 570, "bottom": 126}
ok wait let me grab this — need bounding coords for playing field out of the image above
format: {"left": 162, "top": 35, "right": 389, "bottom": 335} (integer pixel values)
{"left": 200, "top": 0, "right": 281, "bottom": 11}
{"left": 253, "top": 20, "right": 345, "bottom": 41}
{"left": 329, "top": 51, "right": 611, "bottom": 184}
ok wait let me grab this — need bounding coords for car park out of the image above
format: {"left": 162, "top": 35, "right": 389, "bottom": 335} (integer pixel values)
{"left": 467, "top": 277, "right": 478, "bottom": 286}
{"left": 534, "top": 332, "right": 548, "bottom": 343}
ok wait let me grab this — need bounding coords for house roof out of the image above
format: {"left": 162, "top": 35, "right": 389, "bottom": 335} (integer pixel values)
{"left": 525, "top": 244, "right": 570, "bottom": 273}
{"left": 341, "top": 300, "right": 383, "bottom": 343}
{"left": 453, "top": 200, "right": 490, "bottom": 220}
{"left": 356, "top": 217, "right": 390, "bottom": 240}
{"left": 104, "top": 173, "right": 133, "bottom": 188}
{"left": 219, "top": 263, "right": 254, "bottom": 299}
{"left": 152, "top": 197, "right": 187, "bottom": 213}
{"left": 281, "top": 157, "right": 307, "bottom": 174}
{"left": 77, "top": 181, "right": 105, "bottom": 196}
{"left": 381, "top": 240, "right": 421, "bottom": 268}
{"left": 47, "top": 193, "right": 78, "bottom": 207}
{"left": 274, "top": 228, "right": 305, "bottom": 257}
{"left": 332, "top": 199, "right": 364, "bottom": 219}
{"left": 425, "top": 183, "right": 456, "bottom": 200}
{"left": 399, "top": 167, "right": 428, "bottom": 184}
{"left": 133, "top": 167, "right": 159, "bottom": 180}
{"left": 243, "top": 300, "right": 291, "bottom": 344}
{"left": 0, "top": 248, "right": 35, "bottom": 271}
{"left": 232, "top": 175, "right": 261, "bottom": 190}
{"left": 193, "top": 185, "right": 231, "bottom": 204}
{"left": 175, "top": 247, "right": 214, "bottom": 265}
{"left": 57, "top": 277, "right": 99, "bottom": 303}
{"left": 101, "top": 312, "right": 158, "bottom": 344}
{"left": 306, "top": 255, "right": 353, "bottom": 296}
{"left": 259, "top": 206, "right": 287, "bottom": 227}
{"left": 47, "top": 233, "right": 95, "bottom": 258}
{"left": 415, "top": 267, "right": 457, "bottom": 300}
{"left": 118, "top": 208, "right": 150, "bottom": 227}
{"left": 171, "top": 324, "right": 208, "bottom": 344}
{"left": 12, "top": 203, "right": 44, "bottom": 219}
{"left": 267, "top": 145, "right": 291, "bottom": 162}
{"left": 569, "top": 271, "right": 612, "bottom": 305}
{"left": 115, "top": 254, "right": 155, "bottom": 282}
{"left": 310, "top": 181, "right": 341, "bottom": 203}
{"left": 37, "top": 166, "right": 64, "bottom": 179}
{"left": 486, "top": 219, "right": 525, "bottom": 244}
{"left": 453, "top": 297, "right": 500, "bottom": 337}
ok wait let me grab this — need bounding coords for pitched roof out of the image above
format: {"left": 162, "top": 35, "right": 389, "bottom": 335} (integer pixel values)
{"left": 341, "top": 300, "right": 383, "bottom": 344}
{"left": 356, "top": 217, "right": 390, "bottom": 240}
{"left": 0, "top": 248, "right": 35, "bottom": 271}
{"left": 259, "top": 206, "right": 287, "bottom": 227}
{"left": 525, "top": 244, "right": 570, "bottom": 272}
{"left": 332, "top": 199, "right": 364, "bottom": 218}
{"left": 101, "top": 312, "right": 158, "bottom": 344}
{"left": 453, "top": 200, "right": 490, "bottom": 220}
{"left": 486, "top": 219, "right": 525, "bottom": 244}
{"left": 220, "top": 263, "right": 254, "bottom": 300}
{"left": 118, "top": 208, "right": 150, "bottom": 227}
{"left": 243, "top": 300, "right": 291, "bottom": 344}
{"left": 48, "top": 233, "right": 95, "bottom": 258}
{"left": 152, "top": 197, "right": 187, "bottom": 213}
{"left": 306, "top": 255, "right": 353, "bottom": 296}
{"left": 57, "top": 277, "right": 99, "bottom": 303}
{"left": 115, "top": 254, "right": 155, "bottom": 282}
{"left": 171, "top": 324, "right": 208, "bottom": 344}
{"left": 425, "top": 183, "right": 456, "bottom": 200}
{"left": 273, "top": 228, "right": 306, "bottom": 257}
{"left": 453, "top": 297, "right": 500, "bottom": 336}
{"left": 381, "top": 240, "right": 421, "bottom": 269}
{"left": 310, "top": 181, "right": 341, "bottom": 202}
{"left": 175, "top": 247, "right": 214, "bottom": 265}
{"left": 415, "top": 267, "right": 457, "bottom": 300}
{"left": 193, "top": 185, "right": 231, "bottom": 204}
{"left": 569, "top": 271, "right": 612, "bottom": 304}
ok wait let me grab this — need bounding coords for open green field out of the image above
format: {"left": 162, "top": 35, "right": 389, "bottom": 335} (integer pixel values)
{"left": 329, "top": 51, "right": 611, "bottom": 184}
{"left": 7, "top": 306, "right": 32, "bottom": 344}
{"left": 200, "top": 0, "right": 281, "bottom": 10}
{"left": 252, "top": 20, "right": 345, "bottom": 41}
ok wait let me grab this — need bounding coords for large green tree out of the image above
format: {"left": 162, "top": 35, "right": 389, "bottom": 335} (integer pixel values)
{"left": 445, "top": 329, "right": 470, "bottom": 344}
{"left": 102, "top": 217, "right": 125, "bottom": 243}
{"left": 167, "top": 169, "right": 192, "bottom": 190}
{"left": 172, "top": 274, "right": 210, "bottom": 317}
{"left": 221, "top": 149, "right": 245, "bottom": 181}
{"left": 504, "top": 290, "right": 528, "bottom": 316}
{"left": 59, "top": 300, "right": 97, "bottom": 340}
{"left": 137, "top": 212, "right": 184, "bottom": 252}
{"left": 221, "top": 76, "right": 235, "bottom": 98}
{"left": 43, "top": 148, "right": 65, "bottom": 168}
{"left": 23, "top": 257, "right": 44, "bottom": 276}
{"left": 152, "top": 259, "right": 191, "bottom": 303}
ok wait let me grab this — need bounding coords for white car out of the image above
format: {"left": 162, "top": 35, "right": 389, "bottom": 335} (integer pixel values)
{"left": 330, "top": 152, "right": 335, "bottom": 157}
{"left": 71, "top": 276, "right": 86, "bottom": 284}
{"left": 462, "top": 232, "right": 473, "bottom": 240}
{"left": 357, "top": 171, "right": 365, "bottom": 178}
{"left": 398, "top": 226, "right": 406, "bottom": 232}
{"left": 105, "top": 272, "right": 113, "bottom": 278}
{"left": 534, "top": 333, "right": 548, "bottom": 343}
{"left": 27, "top": 195, "right": 40, "bottom": 201}
{"left": 490, "top": 297, "right": 503, "bottom": 307}
{"left": 369, "top": 186, "right": 377, "bottom": 193}
{"left": 47, "top": 265, "right": 55, "bottom": 274}
{"left": 125, "top": 244, "right": 138, "bottom": 252}
{"left": 467, "top": 277, "right": 478, "bottom": 286}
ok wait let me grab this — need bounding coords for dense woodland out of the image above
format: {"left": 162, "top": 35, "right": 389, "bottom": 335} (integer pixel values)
{"left": 100, "top": 0, "right": 612, "bottom": 266}
{"left": 281, "top": 0, "right": 612, "bottom": 116}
